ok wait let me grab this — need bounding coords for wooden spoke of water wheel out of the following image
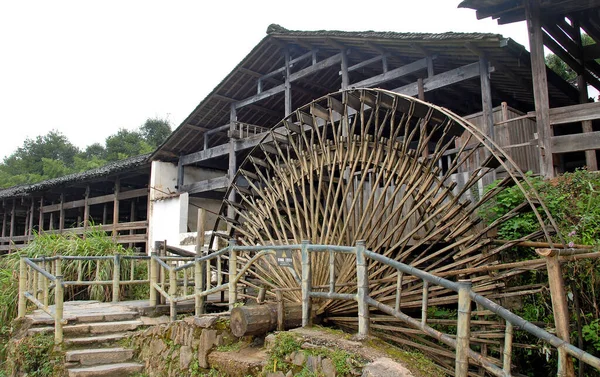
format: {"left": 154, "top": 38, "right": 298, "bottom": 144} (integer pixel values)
{"left": 210, "top": 88, "right": 563, "bottom": 372}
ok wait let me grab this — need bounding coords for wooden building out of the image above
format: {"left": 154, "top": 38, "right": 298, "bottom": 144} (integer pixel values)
{"left": 459, "top": 0, "right": 600, "bottom": 177}
{"left": 0, "top": 155, "right": 151, "bottom": 253}
{"left": 0, "top": 23, "right": 584, "bottom": 252}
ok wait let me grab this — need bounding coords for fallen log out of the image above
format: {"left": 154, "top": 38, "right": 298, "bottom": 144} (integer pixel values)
{"left": 230, "top": 303, "right": 303, "bottom": 337}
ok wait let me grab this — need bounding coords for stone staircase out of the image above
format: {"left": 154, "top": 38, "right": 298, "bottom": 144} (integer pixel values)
{"left": 24, "top": 301, "right": 169, "bottom": 377}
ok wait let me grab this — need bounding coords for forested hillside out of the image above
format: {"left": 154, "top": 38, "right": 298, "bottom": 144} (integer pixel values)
{"left": 0, "top": 118, "right": 170, "bottom": 188}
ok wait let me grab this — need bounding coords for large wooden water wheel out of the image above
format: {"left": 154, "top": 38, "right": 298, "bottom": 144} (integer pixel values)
{"left": 211, "top": 88, "right": 563, "bottom": 373}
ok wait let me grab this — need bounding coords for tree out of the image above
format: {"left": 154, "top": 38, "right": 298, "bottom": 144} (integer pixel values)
{"left": 546, "top": 33, "right": 596, "bottom": 84}
{"left": 140, "top": 117, "right": 171, "bottom": 147}
{"left": 104, "top": 128, "right": 153, "bottom": 161}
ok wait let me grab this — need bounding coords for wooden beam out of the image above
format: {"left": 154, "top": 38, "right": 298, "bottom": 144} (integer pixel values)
{"left": 393, "top": 61, "right": 487, "bottom": 96}
{"left": 526, "top": 0, "right": 554, "bottom": 178}
{"left": 346, "top": 54, "right": 389, "bottom": 73}
{"left": 352, "top": 56, "right": 432, "bottom": 88}
{"left": 234, "top": 53, "right": 343, "bottom": 109}
{"left": 551, "top": 131, "right": 600, "bottom": 154}
{"left": 181, "top": 176, "right": 230, "bottom": 194}
{"left": 213, "top": 94, "right": 236, "bottom": 103}
{"left": 464, "top": 42, "right": 529, "bottom": 89}
{"left": 547, "top": 102, "right": 600, "bottom": 125}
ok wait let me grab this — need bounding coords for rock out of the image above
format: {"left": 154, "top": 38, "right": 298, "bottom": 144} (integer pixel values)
{"left": 285, "top": 371, "right": 293, "bottom": 377}
{"left": 322, "top": 358, "right": 337, "bottom": 377}
{"left": 179, "top": 346, "right": 193, "bottom": 369}
{"left": 266, "top": 372, "right": 286, "bottom": 377}
{"left": 215, "top": 334, "right": 224, "bottom": 347}
{"left": 185, "top": 315, "right": 218, "bottom": 328}
{"left": 208, "top": 347, "right": 267, "bottom": 377}
{"left": 264, "top": 333, "right": 276, "bottom": 350}
{"left": 361, "top": 358, "right": 414, "bottom": 377}
{"left": 291, "top": 351, "right": 307, "bottom": 366}
{"left": 197, "top": 329, "right": 218, "bottom": 368}
{"left": 149, "top": 339, "right": 166, "bottom": 355}
{"left": 306, "top": 355, "right": 321, "bottom": 372}
{"left": 140, "top": 315, "right": 170, "bottom": 326}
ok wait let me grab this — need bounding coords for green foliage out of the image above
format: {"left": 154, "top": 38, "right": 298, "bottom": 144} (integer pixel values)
{"left": 0, "top": 117, "right": 171, "bottom": 188}
{"left": 582, "top": 319, "right": 600, "bottom": 351}
{"left": 482, "top": 169, "right": 600, "bottom": 374}
{"left": 0, "top": 227, "right": 146, "bottom": 368}
{"left": 5, "top": 333, "right": 65, "bottom": 377}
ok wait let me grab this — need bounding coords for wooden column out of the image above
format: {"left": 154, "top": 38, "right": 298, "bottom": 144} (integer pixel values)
{"left": 9, "top": 199, "right": 15, "bottom": 240}
{"left": 83, "top": 186, "right": 90, "bottom": 229}
{"left": 112, "top": 179, "right": 120, "bottom": 239}
{"left": 573, "top": 20, "right": 598, "bottom": 171}
{"left": 177, "top": 156, "right": 184, "bottom": 191}
{"left": 340, "top": 50, "right": 349, "bottom": 90}
{"left": 38, "top": 197, "right": 44, "bottom": 232}
{"left": 480, "top": 57, "right": 494, "bottom": 140}
{"left": 228, "top": 105, "right": 237, "bottom": 228}
{"left": 284, "top": 49, "right": 292, "bottom": 116}
{"left": 1, "top": 210, "right": 6, "bottom": 246}
{"left": 526, "top": 0, "right": 554, "bottom": 178}
{"left": 28, "top": 199, "right": 34, "bottom": 238}
{"left": 58, "top": 194, "right": 65, "bottom": 233}
{"left": 128, "top": 199, "right": 136, "bottom": 248}
{"left": 102, "top": 203, "right": 108, "bottom": 225}
{"left": 537, "top": 249, "right": 575, "bottom": 377}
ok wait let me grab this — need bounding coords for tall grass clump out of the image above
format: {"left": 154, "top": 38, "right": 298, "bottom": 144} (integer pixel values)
{"left": 0, "top": 227, "right": 147, "bottom": 365}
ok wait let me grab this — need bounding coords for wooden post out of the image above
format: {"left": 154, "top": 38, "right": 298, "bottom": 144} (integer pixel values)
{"left": 58, "top": 194, "right": 64, "bottom": 234}
{"left": 356, "top": 240, "right": 369, "bottom": 338}
{"left": 284, "top": 49, "right": 292, "bottom": 116}
{"left": 537, "top": 249, "right": 575, "bottom": 377}
{"left": 301, "top": 240, "right": 311, "bottom": 327}
{"left": 228, "top": 105, "right": 237, "bottom": 232}
{"left": 128, "top": 200, "right": 136, "bottom": 248}
{"left": 9, "top": 199, "right": 15, "bottom": 250}
{"left": 525, "top": 0, "right": 554, "bottom": 178}
{"left": 228, "top": 239, "right": 237, "bottom": 310}
{"left": 102, "top": 203, "right": 107, "bottom": 225}
{"left": 149, "top": 252, "right": 158, "bottom": 306}
{"left": 455, "top": 279, "right": 472, "bottom": 377}
{"left": 572, "top": 20, "right": 598, "bottom": 171}
{"left": 18, "top": 257, "right": 26, "bottom": 318}
{"left": 340, "top": 50, "right": 349, "bottom": 90}
{"left": 83, "top": 186, "right": 90, "bottom": 230}
{"left": 112, "top": 179, "right": 120, "bottom": 239}
{"left": 28, "top": 199, "right": 34, "bottom": 239}
{"left": 54, "top": 275, "right": 64, "bottom": 345}
{"left": 503, "top": 321, "right": 514, "bottom": 374}
{"left": 276, "top": 290, "right": 284, "bottom": 331}
{"left": 169, "top": 261, "right": 177, "bottom": 321}
{"left": 177, "top": 156, "right": 184, "bottom": 191}
{"left": 38, "top": 197, "right": 44, "bottom": 232}
{"left": 1, "top": 211, "right": 6, "bottom": 247}
{"left": 112, "top": 254, "right": 120, "bottom": 302}
{"left": 480, "top": 57, "right": 494, "bottom": 141}
{"left": 417, "top": 78, "right": 425, "bottom": 101}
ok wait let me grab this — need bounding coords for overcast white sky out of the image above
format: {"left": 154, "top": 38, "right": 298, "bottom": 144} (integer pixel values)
{"left": 0, "top": 1, "right": 530, "bottom": 159}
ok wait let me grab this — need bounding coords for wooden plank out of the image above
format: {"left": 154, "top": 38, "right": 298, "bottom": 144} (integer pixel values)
{"left": 284, "top": 50, "right": 292, "bottom": 116}
{"left": 548, "top": 102, "right": 600, "bottom": 125}
{"left": 181, "top": 176, "right": 229, "bottom": 194}
{"left": 42, "top": 188, "right": 147, "bottom": 212}
{"left": 551, "top": 132, "right": 600, "bottom": 154}
{"left": 346, "top": 54, "right": 388, "bottom": 73}
{"left": 352, "top": 57, "right": 431, "bottom": 88}
{"left": 393, "top": 62, "right": 487, "bottom": 96}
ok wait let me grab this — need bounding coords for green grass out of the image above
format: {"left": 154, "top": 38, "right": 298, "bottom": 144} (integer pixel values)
{"left": 0, "top": 227, "right": 147, "bottom": 367}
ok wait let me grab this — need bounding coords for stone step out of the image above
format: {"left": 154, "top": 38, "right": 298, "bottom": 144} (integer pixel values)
{"left": 28, "top": 320, "right": 144, "bottom": 336}
{"left": 29, "top": 311, "right": 139, "bottom": 326}
{"left": 67, "top": 362, "right": 144, "bottom": 377}
{"left": 66, "top": 348, "right": 134, "bottom": 366}
{"left": 64, "top": 333, "right": 130, "bottom": 347}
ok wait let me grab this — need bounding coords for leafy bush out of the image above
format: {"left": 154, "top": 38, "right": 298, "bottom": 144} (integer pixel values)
{"left": 481, "top": 169, "right": 600, "bottom": 374}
